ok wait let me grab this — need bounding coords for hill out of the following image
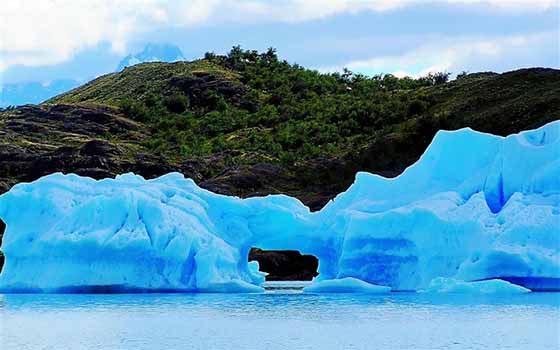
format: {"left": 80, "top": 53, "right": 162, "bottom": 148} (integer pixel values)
{"left": 3, "top": 47, "right": 560, "bottom": 210}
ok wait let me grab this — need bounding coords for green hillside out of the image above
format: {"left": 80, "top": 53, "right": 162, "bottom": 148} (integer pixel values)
{"left": 51, "top": 60, "right": 238, "bottom": 106}
{"left": 2, "top": 47, "right": 559, "bottom": 209}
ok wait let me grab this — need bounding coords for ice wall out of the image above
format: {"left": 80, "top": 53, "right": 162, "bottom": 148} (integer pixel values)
{"left": 0, "top": 121, "right": 558, "bottom": 292}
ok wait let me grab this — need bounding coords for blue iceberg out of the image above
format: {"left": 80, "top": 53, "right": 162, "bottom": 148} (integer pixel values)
{"left": 0, "top": 121, "right": 558, "bottom": 292}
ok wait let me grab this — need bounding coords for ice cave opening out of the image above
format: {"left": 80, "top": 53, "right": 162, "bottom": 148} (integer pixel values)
{"left": 248, "top": 247, "right": 319, "bottom": 281}
{"left": 0, "top": 217, "right": 5, "bottom": 274}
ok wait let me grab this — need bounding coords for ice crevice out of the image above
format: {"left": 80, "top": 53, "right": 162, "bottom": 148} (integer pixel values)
{"left": 0, "top": 121, "right": 558, "bottom": 293}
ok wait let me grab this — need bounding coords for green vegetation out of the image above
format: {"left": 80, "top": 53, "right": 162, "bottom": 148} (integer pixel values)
{"left": 50, "top": 46, "right": 560, "bottom": 180}
{"left": 1, "top": 47, "right": 557, "bottom": 209}
{"left": 51, "top": 47, "right": 458, "bottom": 164}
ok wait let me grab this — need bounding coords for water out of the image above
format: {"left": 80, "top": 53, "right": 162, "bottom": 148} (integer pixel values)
{"left": 1, "top": 292, "right": 559, "bottom": 350}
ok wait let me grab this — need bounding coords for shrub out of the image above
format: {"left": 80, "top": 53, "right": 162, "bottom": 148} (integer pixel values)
{"left": 119, "top": 98, "right": 149, "bottom": 121}
{"left": 408, "top": 99, "right": 427, "bottom": 116}
{"left": 163, "top": 94, "right": 189, "bottom": 114}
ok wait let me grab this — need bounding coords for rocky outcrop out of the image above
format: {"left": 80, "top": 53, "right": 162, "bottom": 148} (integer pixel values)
{"left": 0, "top": 104, "right": 173, "bottom": 190}
{"left": 170, "top": 72, "right": 248, "bottom": 109}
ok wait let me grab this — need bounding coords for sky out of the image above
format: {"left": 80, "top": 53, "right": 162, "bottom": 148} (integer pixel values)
{"left": 0, "top": 0, "right": 558, "bottom": 84}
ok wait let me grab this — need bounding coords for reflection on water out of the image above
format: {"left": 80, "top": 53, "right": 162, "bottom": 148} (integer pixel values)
{"left": 1, "top": 292, "right": 559, "bottom": 350}
{"left": 262, "top": 280, "right": 311, "bottom": 293}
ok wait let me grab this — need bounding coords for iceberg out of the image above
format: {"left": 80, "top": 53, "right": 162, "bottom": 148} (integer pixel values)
{"left": 303, "top": 277, "right": 390, "bottom": 293}
{"left": 0, "top": 121, "right": 558, "bottom": 293}
{"left": 422, "top": 278, "right": 531, "bottom": 294}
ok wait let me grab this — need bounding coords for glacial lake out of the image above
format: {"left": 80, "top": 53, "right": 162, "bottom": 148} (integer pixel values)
{"left": 1, "top": 291, "right": 559, "bottom": 350}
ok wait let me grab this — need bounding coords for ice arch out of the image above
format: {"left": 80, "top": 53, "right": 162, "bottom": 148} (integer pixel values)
{"left": 0, "top": 121, "right": 558, "bottom": 292}
{"left": 248, "top": 248, "right": 319, "bottom": 281}
{"left": 0, "top": 173, "right": 337, "bottom": 293}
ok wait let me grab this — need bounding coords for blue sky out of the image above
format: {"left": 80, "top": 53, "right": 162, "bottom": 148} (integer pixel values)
{"left": 1, "top": 0, "right": 558, "bottom": 84}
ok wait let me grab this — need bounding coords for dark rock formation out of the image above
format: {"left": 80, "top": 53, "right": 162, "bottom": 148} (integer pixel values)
{"left": 0, "top": 104, "right": 173, "bottom": 191}
{"left": 248, "top": 248, "right": 319, "bottom": 281}
{"left": 170, "top": 72, "right": 248, "bottom": 108}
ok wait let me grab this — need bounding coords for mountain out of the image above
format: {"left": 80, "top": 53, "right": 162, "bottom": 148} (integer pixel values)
{"left": 116, "top": 43, "right": 185, "bottom": 72}
{"left": 0, "top": 79, "right": 80, "bottom": 108}
{"left": 1, "top": 48, "right": 559, "bottom": 212}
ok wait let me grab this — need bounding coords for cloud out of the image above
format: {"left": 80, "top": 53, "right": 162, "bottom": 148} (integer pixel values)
{"left": 168, "top": 0, "right": 560, "bottom": 24}
{"left": 0, "top": 0, "right": 167, "bottom": 70}
{"left": 435, "top": 0, "right": 558, "bottom": 12}
{"left": 0, "top": 0, "right": 557, "bottom": 71}
{"left": 325, "top": 32, "right": 558, "bottom": 77}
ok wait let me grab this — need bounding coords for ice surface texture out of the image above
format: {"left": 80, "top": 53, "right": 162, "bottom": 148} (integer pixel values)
{"left": 0, "top": 121, "right": 558, "bottom": 292}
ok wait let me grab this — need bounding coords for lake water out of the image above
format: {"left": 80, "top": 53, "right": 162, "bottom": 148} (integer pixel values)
{"left": 1, "top": 291, "right": 559, "bottom": 350}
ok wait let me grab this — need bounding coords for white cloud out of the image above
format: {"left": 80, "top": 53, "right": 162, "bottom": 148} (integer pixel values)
{"left": 436, "top": 0, "right": 558, "bottom": 12}
{"left": 325, "top": 32, "right": 557, "bottom": 77}
{"left": 0, "top": 0, "right": 167, "bottom": 70}
{"left": 166, "top": 0, "right": 559, "bottom": 24}
{"left": 0, "top": 0, "right": 557, "bottom": 71}
{"left": 170, "top": 0, "right": 222, "bottom": 26}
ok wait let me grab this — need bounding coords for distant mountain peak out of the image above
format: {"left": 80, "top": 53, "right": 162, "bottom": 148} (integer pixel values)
{"left": 116, "top": 43, "right": 185, "bottom": 72}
